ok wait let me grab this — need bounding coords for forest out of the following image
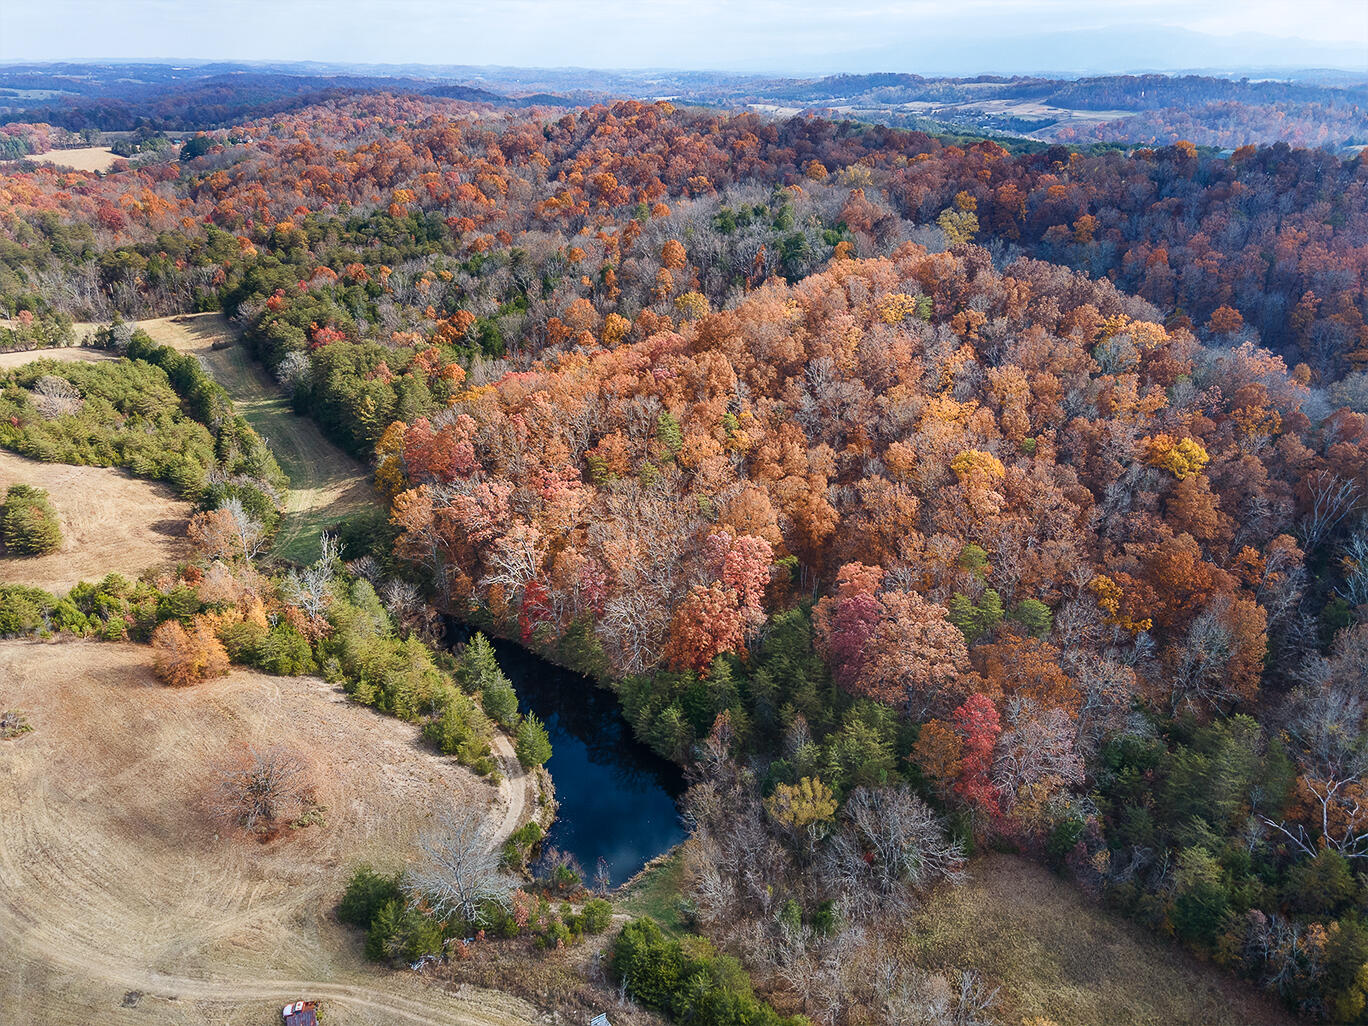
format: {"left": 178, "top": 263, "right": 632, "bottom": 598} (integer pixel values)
{"left": 1, "top": 87, "right": 1367, "bottom": 1023}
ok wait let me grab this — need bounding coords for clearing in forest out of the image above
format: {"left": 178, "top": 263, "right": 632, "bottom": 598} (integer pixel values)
{"left": 616, "top": 848, "right": 1291, "bottom": 1024}
{"left": 909, "top": 853, "right": 1293, "bottom": 1026}
{"left": 0, "top": 347, "right": 111, "bottom": 372}
{"left": 26, "top": 147, "right": 121, "bottom": 172}
{"left": 126, "top": 313, "right": 375, "bottom": 564}
{"left": 0, "top": 450, "right": 193, "bottom": 593}
{"left": 0, "top": 640, "right": 538, "bottom": 1026}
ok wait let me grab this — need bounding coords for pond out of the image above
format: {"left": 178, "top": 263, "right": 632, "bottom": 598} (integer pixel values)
{"left": 447, "top": 625, "right": 686, "bottom": 886}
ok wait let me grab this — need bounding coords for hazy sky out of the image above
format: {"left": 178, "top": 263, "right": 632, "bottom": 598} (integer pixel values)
{"left": 2, "top": 0, "right": 1366, "bottom": 74}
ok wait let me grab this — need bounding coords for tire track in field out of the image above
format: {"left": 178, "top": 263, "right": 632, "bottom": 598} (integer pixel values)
{"left": 0, "top": 641, "right": 538, "bottom": 1026}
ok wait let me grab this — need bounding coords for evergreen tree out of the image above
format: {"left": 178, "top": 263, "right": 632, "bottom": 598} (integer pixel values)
{"left": 515, "top": 712, "right": 552, "bottom": 768}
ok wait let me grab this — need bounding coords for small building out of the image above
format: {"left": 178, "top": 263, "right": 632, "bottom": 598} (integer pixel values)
{"left": 589, "top": 1015, "right": 611, "bottom": 1026}
{"left": 282, "top": 1000, "right": 319, "bottom": 1026}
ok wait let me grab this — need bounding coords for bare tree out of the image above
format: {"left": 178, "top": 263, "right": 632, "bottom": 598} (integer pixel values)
{"left": 408, "top": 807, "right": 514, "bottom": 925}
{"left": 346, "top": 554, "right": 380, "bottom": 583}
{"left": 952, "top": 969, "right": 1000, "bottom": 1026}
{"left": 593, "top": 857, "right": 613, "bottom": 896}
{"left": 478, "top": 521, "right": 543, "bottom": 603}
{"left": 213, "top": 745, "right": 311, "bottom": 832}
{"left": 1299, "top": 472, "right": 1361, "bottom": 553}
{"left": 1337, "top": 524, "right": 1368, "bottom": 611}
{"left": 284, "top": 533, "right": 340, "bottom": 619}
{"left": 380, "top": 578, "right": 437, "bottom": 637}
{"left": 31, "top": 374, "right": 82, "bottom": 418}
{"left": 219, "top": 496, "right": 266, "bottom": 560}
{"left": 820, "top": 785, "right": 964, "bottom": 920}
{"left": 1263, "top": 628, "right": 1368, "bottom": 860}
{"left": 275, "top": 351, "right": 312, "bottom": 396}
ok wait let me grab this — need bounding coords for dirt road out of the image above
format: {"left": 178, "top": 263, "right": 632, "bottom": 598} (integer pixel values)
{"left": 0, "top": 640, "right": 540, "bottom": 1026}
{"left": 487, "top": 733, "right": 535, "bottom": 848}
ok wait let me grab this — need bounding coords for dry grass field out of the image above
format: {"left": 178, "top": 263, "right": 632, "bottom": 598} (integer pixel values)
{"left": 0, "top": 450, "right": 193, "bottom": 593}
{"left": 0, "top": 640, "right": 539, "bottom": 1026}
{"left": 909, "top": 854, "right": 1293, "bottom": 1026}
{"left": 28, "top": 146, "right": 121, "bottom": 172}
{"left": 0, "top": 346, "right": 112, "bottom": 372}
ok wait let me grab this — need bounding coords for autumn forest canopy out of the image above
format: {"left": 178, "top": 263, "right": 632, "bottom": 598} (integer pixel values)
{"left": 3, "top": 64, "right": 1368, "bottom": 1024}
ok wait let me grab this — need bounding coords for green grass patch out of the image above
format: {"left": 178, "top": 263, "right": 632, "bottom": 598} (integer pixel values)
{"left": 618, "top": 848, "right": 688, "bottom": 936}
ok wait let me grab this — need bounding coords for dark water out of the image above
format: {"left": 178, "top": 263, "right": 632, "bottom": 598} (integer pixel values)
{"left": 446, "top": 624, "right": 686, "bottom": 886}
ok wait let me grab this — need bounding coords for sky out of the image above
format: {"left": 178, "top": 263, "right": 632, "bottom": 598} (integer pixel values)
{"left": 1, "top": 0, "right": 1366, "bottom": 75}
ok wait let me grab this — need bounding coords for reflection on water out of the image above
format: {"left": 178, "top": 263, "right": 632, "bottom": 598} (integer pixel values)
{"left": 446, "top": 623, "right": 685, "bottom": 886}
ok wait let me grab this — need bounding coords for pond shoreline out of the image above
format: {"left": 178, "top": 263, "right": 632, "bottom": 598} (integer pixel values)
{"left": 442, "top": 616, "right": 687, "bottom": 887}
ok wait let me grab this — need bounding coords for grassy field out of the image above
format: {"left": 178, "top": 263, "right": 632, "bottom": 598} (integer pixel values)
{"left": 0, "top": 346, "right": 110, "bottom": 371}
{"left": 908, "top": 854, "right": 1292, "bottom": 1026}
{"left": 27, "top": 146, "right": 120, "bottom": 172}
{"left": 0, "top": 639, "right": 534, "bottom": 1026}
{"left": 617, "top": 846, "right": 1290, "bottom": 1025}
{"left": 0, "top": 450, "right": 192, "bottom": 593}
{"left": 120, "top": 314, "right": 376, "bottom": 564}
{"left": 618, "top": 849, "right": 688, "bottom": 935}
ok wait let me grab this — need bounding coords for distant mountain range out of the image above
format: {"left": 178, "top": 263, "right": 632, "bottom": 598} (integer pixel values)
{"left": 781, "top": 25, "right": 1367, "bottom": 78}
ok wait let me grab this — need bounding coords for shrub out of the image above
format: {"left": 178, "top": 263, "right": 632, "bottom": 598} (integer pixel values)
{"left": 338, "top": 865, "right": 405, "bottom": 929}
{"left": 537, "top": 916, "right": 572, "bottom": 950}
{"left": 1, "top": 484, "right": 62, "bottom": 556}
{"left": 155, "top": 584, "right": 201, "bottom": 623}
{"left": 481, "top": 673, "right": 519, "bottom": 729}
{"left": 611, "top": 918, "right": 806, "bottom": 1026}
{"left": 151, "top": 615, "right": 230, "bottom": 686}
{"left": 365, "top": 898, "right": 444, "bottom": 964}
{"left": 460, "top": 633, "right": 520, "bottom": 728}
{"left": 0, "top": 583, "right": 57, "bottom": 636}
{"left": 217, "top": 617, "right": 269, "bottom": 661}
{"left": 423, "top": 689, "right": 495, "bottom": 769}
{"left": 501, "top": 820, "right": 544, "bottom": 872}
{"left": 581, "top": 897, "right": 613, "bottom": 934}
{"left": 0, "top": 710, "right": 33, "bottom": 739}
{"left": 516, "top": 712, "right": 552, "bottom": 768}
{"left": 1011, "top": 598, "right": 1053, "bottom": 638}
{"left": 249, "top": 623, "right": 316, "bottom": 675}
{"left": 947, "top": 589, "right": 1003, "bottom": 643}
{"left": 1284, "top": 848, "right": 1359, "bottom": 918}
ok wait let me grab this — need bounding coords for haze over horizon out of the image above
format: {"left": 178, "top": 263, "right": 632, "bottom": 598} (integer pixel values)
{"left": 2, "top": 0, "right": 1365, "bottom": 77}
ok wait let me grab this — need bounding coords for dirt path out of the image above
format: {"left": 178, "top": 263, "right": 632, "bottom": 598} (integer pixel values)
{"left": 0, "top": 450, "right": 193, "bottom": 593}
{"left": 0, "top": 640, "right": 539, "bottom": 1026}
{"left": 125, "top": 313, "right": 376, "bottom": 564}
{"left": 487, "top": 734, "right": 534, "bottom": 847}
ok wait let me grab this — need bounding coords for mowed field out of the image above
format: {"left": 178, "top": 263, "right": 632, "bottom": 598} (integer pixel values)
{"left": 0, "top": 346, "right": 111, "bottom": 371}
{"left": 28, "top": 146, "right": 121, "bottom": 172}
{"left": 0, "top": 640, "right": 539, "bottom": 1026}
{"left": 910, "top": 854, "right": 1293, "bottom": 1026}
{"left": 130, "top": 314, "right": 376, "bottom": 564}
{"left": 21, "top": 314, "right": 379, "bottom": 563}
{"left": 0, "top": 450, "right": 193, "bottom": 593}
